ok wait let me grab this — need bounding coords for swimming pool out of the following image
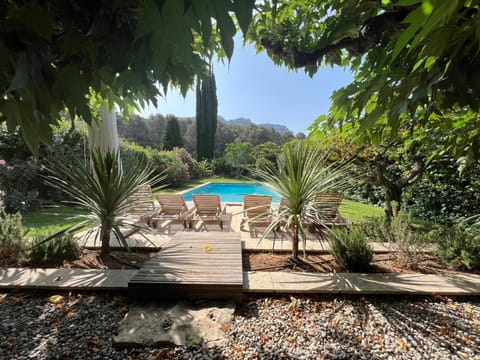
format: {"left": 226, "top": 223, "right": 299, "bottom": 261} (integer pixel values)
{"left": 182, "top": 182, "right": 281, "bottom": 203}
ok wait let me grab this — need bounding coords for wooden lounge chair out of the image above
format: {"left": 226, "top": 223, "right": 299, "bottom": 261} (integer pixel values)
{"left": 305, "top": 192, "right": 350, "bottom": 236}
{"left": 190, "top": 194, "right": 226, "bottom": 230}
{"left": 124, "top": 185, "right": 158, "bottom": 224}
{"left": 240, "top": 195, "right": 274, "bottom": 237}
{"left": 151, "top": 194, "right": 191, "bottom": 233}
{"left": 312, "top": 193, "right": 347, "bottom": 223}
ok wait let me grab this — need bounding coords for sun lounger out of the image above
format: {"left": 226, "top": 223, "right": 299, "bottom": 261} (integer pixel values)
{"left": 124, "top": 185, "right": 158, "bottom": 224}
{"left": 240, "top": 195, "right": 274, "bottom": 237}
{"left": 304, "top": 192, "right": 350, "bottom": 236}
{"left": 190, "top": 194, "right": 226, "bottom": 230}
{"left": 151, "top": 194, "right": 191, "bottom": 233}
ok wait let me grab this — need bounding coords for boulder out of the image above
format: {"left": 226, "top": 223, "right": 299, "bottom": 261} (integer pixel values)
{"left": 113, "top": 300, "right": 235, "bottom": 348}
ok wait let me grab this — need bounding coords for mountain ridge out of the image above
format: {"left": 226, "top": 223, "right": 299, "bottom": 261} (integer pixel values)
{"left": 218, "top": 116, "right": 292, "bottom": 134}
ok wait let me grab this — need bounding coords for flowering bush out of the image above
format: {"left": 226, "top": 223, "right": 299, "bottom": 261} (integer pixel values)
{"left": 150, "top": 151, "right": 190, "bottom": 187}
{"left": 0, "top": 126, "right": 87, "bottom": 211}
{"left": 0, "top": 158, "right": 42, "bottom": 212}
{"left": 174, "top": 147, "right": 209, "bottom": 179}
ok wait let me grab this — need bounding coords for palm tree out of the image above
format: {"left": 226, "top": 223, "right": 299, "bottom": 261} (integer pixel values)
{"left": 255, "top": 140, "right": 350, "bottom": 258}
{"left": 45, "top": 149, "right": 159, "bottom": 258}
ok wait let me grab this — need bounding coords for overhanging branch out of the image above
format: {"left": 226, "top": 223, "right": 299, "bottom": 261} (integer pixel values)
{"left": 260, "top": 6, "right": 414, "bottom": 68}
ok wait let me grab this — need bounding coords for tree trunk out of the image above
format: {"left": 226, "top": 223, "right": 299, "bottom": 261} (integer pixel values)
{"left": 384, "top": 185, "right": 402, "bottom": 222}
{"left": 292, "top": 225, "right": 299, "bottom": 259}
{"left": 100, "top": 225, "right": 112, "bottom": 259}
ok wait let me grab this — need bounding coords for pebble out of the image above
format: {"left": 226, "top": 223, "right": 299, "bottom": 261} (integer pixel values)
{"left": 0, "top": 292, "right": 479, "bottom": 359}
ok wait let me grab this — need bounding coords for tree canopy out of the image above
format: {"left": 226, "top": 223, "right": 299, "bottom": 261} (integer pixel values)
{"left": 0, "top": 0, "right": 255, "bottom": 150}
{"left": 250, "top": 0, "right": 480, "bottom": 160}
{"left": 161, "top": 115, "right": 183, "bottom": 150}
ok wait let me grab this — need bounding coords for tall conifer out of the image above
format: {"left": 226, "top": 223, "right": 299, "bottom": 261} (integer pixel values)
{"left": 196, "top": 65, "right": 217, "bottom": 160}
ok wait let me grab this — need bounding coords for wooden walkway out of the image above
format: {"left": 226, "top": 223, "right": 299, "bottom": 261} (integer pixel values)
{"left": 128, "top": 232, "right": 243, "bottom": 302}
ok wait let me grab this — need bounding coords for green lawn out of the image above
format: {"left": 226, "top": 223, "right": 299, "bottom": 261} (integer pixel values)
{"left": 340, "top": 199, "right": 384, "bottom": 223}
{"left": 22, "top": 207, "right": 85, "bottom": 237}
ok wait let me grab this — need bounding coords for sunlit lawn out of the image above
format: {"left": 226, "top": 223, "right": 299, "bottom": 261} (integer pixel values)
{"left": 22, "top": 206, "right": 85, "bottom": 237}
{"left": 340, "top": 199, "right": 384, "bottom": 223}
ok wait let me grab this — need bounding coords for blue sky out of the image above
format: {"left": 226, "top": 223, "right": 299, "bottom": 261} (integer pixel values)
{"left": 139, "top": 39, "right": 353, "bottom": 135}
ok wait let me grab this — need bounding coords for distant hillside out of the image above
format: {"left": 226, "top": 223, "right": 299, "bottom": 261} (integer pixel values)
{"left": 219, "top": 116, "right": 292, "bottom": 134}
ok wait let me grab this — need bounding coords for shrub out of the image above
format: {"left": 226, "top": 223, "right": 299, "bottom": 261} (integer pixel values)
{"left": 0, "top": 125, "right": 87, "bottom": 209}
{"left": 28, "top": 233, "right": 81, "bottom": 266}
{"left": 0, "top": 158, "right": 41, "bottom": 212}
{"left": 150, "top": 151, "right": 189, "bottom": 187}
{"left": 330, "top": 226, "right": 373, "bottom": 272}
{"left": 211, "top": 157, "right": 234, "bottom": 176}
{"left": 0, "top": 208, "right": 27, "bottom": 266}
{"left": 434, "top": 228, "right": 480, "bottom": 270}
{"left": 362, "top": 212, "right": 432, "bottom": 269}
{"left": 121, "top": 141, "right": 191, "bottom": 188}
{"left": 191, "top": 159, "right": 213, "bottom": 179}
{"left": 406, "top": 159, "right": 480, "bottom": 225}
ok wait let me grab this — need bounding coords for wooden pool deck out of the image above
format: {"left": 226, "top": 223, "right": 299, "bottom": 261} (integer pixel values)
{"left": 128, "top": 232, "right": 243, "bottom": 302}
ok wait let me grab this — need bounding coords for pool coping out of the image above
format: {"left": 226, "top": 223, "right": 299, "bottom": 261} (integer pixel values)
{"left": 177, "top": 181, "right": 281, "bottom": 203}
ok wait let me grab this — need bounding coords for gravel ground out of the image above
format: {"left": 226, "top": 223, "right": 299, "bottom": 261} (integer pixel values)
{"left": 0, "top": 291, "right": 479, "bottom": 360}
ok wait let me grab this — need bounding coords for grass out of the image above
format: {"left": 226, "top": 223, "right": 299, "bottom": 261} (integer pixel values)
{"left": 22, "top": 206, "right": 86, "bottom": 237}
{"left": 340, "top": 199, "right": 385, "bottom": 223}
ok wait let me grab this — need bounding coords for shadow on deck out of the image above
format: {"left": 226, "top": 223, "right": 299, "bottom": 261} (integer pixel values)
{"left": 128, "top": 232, "right": 243, "bottom": 303}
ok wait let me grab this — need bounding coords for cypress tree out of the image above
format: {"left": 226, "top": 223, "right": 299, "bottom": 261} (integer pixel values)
{"left": 161, "top": 115, "right": 183, "bottom": 150}
{"left": 196, "top": 65, "right": 218, "bottom": 160}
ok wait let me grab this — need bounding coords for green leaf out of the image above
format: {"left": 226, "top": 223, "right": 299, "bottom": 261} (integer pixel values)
{"left": 9, "top": 2, "right": 54, "bottom": 41}
{"left": 392, "top": 7, "right": 427, "bottom": 60}
{"left": 135, "top": 0, "right": 162, "bottom": 40}
{"left": 421, "top": 0, "right": 434, "bottom": 16}
{"left": 192, "top": 0, "right": 213, "bottom": 45}
{"left": 213, "top": 0, "right": 236, "bottom": 59}
{"left": 233, "top": 0, "right": 255, "bottom": 35}
{"left": 52, "top": 65, "right": 90, "bottom": 120}
{"left": 424, "top": 56, "right": 436, "bottom": 69}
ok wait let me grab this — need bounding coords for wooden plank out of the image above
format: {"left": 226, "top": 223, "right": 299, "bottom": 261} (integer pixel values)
{"left": 128, "top": 232, "right": 243, "bottom": 302}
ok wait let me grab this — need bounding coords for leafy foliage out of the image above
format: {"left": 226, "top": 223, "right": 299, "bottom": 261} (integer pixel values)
{"left": 252, "top": 141, "right": 281, "bottom": 171}
{"left": 0, "top": 208, "right": 27, "bottom": 266}
{"left": 310, "top": 126, "right": 425, "bottom": 220}
{"left": 28, "top": 233, "right": 80, "bottom": 266}
{"left": 120, "top": 141, "right": 191, "bottom": 188}
{"left": 330, "top": 227, "right": 373, "bottom": 272}
{"left": 363, "top": 211, "right": 432, "bottom": 269}
{"left": 161, "top": 115, "right": 184, "bottom": 150}
{"left": 45, "top": 149, "right": 157, "bottom": 257}
{"left": 255, "top": 140, "right": 350, "bottom": 258}
{"left": 0, "top": 0, "right": 255, "bottom": 151}
{"left": 434, "top": 228, "right": 480, "bottom": 271}
{"left": 0, "top": 124, "right": 88, "bottom": 211}
{"left": 406, "top": 159, "right": 480, "bottom": 225}
{"left": 0, "top": 158, "right": 41, "bottom": 212}
{"left": 251, "top": 1, "right": 480, "bottom": 163}
{"left": 225, "top": 141, "right": 254, "bottom": 178}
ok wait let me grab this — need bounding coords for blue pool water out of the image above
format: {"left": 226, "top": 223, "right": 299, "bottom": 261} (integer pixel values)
{"left": 182, "top": 182, "right": 281, "bottom": 203}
